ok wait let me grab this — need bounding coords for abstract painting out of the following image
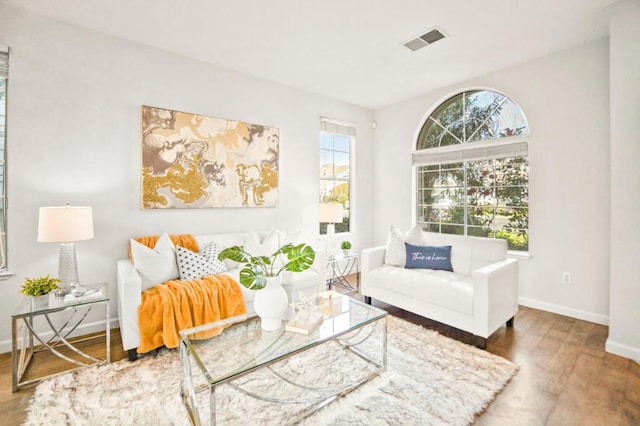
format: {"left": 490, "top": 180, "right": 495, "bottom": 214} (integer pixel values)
{"left": 141, "top": 106, "right": 279, "bottom": 209}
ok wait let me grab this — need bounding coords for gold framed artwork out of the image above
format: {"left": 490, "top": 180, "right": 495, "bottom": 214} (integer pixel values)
{"left": 141, "top": 106, "right": 279, "bottom": 209}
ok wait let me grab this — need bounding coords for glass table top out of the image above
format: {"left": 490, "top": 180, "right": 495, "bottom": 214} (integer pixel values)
{"left": 12, "top": 283, "right": 109, "bottom": 318}
{"left": 180, "top": 293, "right": 387, "bottom": 386}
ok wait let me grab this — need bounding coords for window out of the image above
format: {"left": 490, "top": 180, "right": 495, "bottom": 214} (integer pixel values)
{"left": 319, "top": 118, "right": 354, "bottom": 235}
{"left": 0, "top": 45, "right": 7, "bottom": 270}
{"left": 414, "top": 90, "right": 529, "bottom": 251}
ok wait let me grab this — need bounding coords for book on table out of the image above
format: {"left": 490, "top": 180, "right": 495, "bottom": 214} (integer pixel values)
{"left": 63, "top": 287, "right": 103, "bottom": 303}
{"left": 285, "top": 310, "right": 324, "bottom": 334}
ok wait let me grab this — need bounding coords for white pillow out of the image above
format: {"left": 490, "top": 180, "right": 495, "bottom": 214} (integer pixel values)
{"left": 130, "top": 233, "right": 179, "bottom": 291}
{"left": 384, "top": 226, "right": 423, "bottom": 267}
{"left": 176, "top": 241, "right": 227, "bottom": 281}
{"left": 245, "top": 228, "right": 280, "bottom": 257}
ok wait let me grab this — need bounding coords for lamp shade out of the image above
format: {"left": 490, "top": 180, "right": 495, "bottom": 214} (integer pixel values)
{"left": 319, "top": 203, "right": 342, "bottom": 224}
{"left": 37, "top": 205, "right": 94, "bottom": 243}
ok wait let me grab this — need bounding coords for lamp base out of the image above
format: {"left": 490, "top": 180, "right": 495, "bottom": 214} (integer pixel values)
{"left": 58, "top": 242, "right": 80, "bottom": 294}
{"left": 326, "top": 223, "right": 336, "bottom": 259}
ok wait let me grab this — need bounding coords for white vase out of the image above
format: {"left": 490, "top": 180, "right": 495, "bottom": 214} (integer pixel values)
{"left": 253, "top": 276, "right": 289, "bottom": 331}
{"left": 31, "top": 294, "right": 49, "bottom": 310}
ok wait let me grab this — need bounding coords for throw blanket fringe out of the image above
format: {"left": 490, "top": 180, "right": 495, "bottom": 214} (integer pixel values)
{"left": 137, "top": 275, "right": 246, "bottom": 353}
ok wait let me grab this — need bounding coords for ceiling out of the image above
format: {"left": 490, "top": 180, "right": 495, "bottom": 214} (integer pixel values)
{"left": 1, "top": 0, "right": 617, "bottom": 109}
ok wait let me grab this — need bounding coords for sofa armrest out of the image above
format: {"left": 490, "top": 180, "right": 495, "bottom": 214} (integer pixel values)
{"left": 117, "top": 259, "right": 142, "bottom": 351}
{"left": 361, "top": 246, "right": 386, "bottom": 296}
{"left": 472, "top": 258, "right": 519, "bottom": 338}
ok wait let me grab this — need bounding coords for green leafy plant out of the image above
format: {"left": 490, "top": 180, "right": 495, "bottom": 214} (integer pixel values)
{"left": 340, "top": 240, "right": 352, "bottom": 250}
{"left": 20, "top": 274, "right": 61, "bottom": 296}
{"left": 218, "top": 243, "right": 316, "bottom": 290}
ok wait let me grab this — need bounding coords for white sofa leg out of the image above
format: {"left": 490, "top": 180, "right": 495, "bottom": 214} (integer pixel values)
{"left": 127, "top": 349, "right": 138, "bottom": 362}
{"left": 506, "top": 316, "right": 515, "bottom": 327}
{"left": 364, "top": 296, "right": 372, "bottom": 305}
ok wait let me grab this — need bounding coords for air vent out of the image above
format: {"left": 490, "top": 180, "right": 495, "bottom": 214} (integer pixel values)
{"left": 403, "top": 28, "right": 446, "bottom": 51}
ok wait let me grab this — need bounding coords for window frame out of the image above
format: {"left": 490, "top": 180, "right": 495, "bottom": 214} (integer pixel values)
{"left": 412, "top": 89, "right": 529, "bottom": 253}
{"left": 319, "top": 118, "right": 355, "bottom": 236}
{"left": 0, "top": 44, "right": 10, "bottom": 277}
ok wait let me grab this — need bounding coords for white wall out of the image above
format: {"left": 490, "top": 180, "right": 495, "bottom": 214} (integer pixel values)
{"left": 607, "top": 0, "right": 640, "bottom": 362}
{"left": 0, "top": 5, "right": 374, "bottom": 352}
{"left": 373, "top": 39, "right": 611, "bottom": 325}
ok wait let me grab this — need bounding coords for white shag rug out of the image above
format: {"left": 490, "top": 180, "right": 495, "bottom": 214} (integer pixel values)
{"left": 25, "top": 317, "right": 517, "bottom": 425}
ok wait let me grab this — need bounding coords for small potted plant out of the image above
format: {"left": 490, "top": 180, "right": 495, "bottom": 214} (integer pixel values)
{"left": 20, "top": 274, "right": 61, "bottom": 309}
{"left": 341, "top": 240, "right": 352, "bottom": 256}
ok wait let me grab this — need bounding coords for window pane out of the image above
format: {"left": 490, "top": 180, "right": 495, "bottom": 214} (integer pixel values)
{"left": 440, "top": 224, "right": 465, "bottom": 235}
{"left": 319, "top": 179, "right": 336, "bottom": 203}
{"left": 333, "top": 136, "right": 350, "bottom": 153}
{"left": 320, "top": 149, "right": 333, "bottom": 177}
{"left": 465, "top": 91, "right": 505, "bottom": 141}
{"left": 333, "top": 151, "right": 350, "bottom": 178}
{"left": 416, "top": 119, "right": 446, "bottom": 149}
{"left": 468, "top": 225, "right": 490, "bottom": 238}
{"left": 495, "top": 98, "right": 528, "bottom": 136}
{"left": 320, "top": 133, "right": 333, "bottom": 150}
{"left": 424, "top": 94, "right": 465, "bottom": 147}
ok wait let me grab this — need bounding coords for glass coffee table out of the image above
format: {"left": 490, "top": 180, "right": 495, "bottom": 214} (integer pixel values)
{"left": 179, "top": 294, "right": 387, "bottom": 425}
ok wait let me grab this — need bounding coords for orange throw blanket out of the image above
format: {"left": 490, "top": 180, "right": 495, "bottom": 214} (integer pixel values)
{"left": 137, "top": 274, "right": 246, "bottom": 353}
{"left": 128, "top": 234, "right": 199, "bottom": 260}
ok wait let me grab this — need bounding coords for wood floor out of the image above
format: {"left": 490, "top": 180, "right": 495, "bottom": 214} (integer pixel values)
{"left": 0, "top": 303, "right": 638, "bottom": 425}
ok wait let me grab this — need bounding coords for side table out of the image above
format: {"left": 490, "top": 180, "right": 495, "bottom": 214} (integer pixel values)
{"left": 11, "top": 282, "right": 111, "bottom": 392}
{"left": 326, "top": 253, "right": 360, "bottom": 294}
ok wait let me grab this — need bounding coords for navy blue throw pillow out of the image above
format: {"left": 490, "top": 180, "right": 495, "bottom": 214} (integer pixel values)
{"left": 404, "top": 243, "right": 453, "bottom": 271}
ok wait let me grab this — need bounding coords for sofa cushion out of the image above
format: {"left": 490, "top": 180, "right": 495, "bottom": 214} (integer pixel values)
{"left": 469, "top": 236, "right": 508, "bottom": 271}
{"left": 385, "top": 226, "right": 423, "bottom": 267}
{"left": 129, "top": 233, "right": 179, "bottom": 291}
{"left": 404, "top": 243, "right": 453, "bottom": 272}
{"left": 176, "top": 241, "right": 227, "bottom": 280}
{"left": 245, "top": 228, "right": 280, "bottom": 256}
{"left": 196, "top": 233, "right": 247, "bottom": 270}
{"left": 367, "top": 265, "right": 473, "bottom": 315}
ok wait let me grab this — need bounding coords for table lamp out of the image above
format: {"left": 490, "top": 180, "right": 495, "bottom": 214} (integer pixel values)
{"left": 37, "top": 204, "right": 94, "bottom": 294}
{"left": 319, "top": 203, "right": 342, "bottom": 259}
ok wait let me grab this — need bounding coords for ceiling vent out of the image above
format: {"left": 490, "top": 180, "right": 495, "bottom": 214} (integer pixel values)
{"left": 403, "top": 28, "right": 446, "bottom": 51}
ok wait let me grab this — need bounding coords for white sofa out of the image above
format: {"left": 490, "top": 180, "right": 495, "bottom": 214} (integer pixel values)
{"left": 361, "top": 231, "right": 518, "bottom": 348}
{"left": 117, "top": 231, "right": 326, "bottom": 360}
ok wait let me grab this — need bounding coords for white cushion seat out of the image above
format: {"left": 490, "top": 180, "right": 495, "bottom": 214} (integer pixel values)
{"left": 366, "top": 266, "right": 473, "bottom": 315}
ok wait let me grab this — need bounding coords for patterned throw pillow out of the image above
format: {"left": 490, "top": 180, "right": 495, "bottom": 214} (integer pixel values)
{"left": 404, "top": 243, "right": 453, "bottom": 272}
{"left": 176, "top": 241, "right": 227, "bottom": 281}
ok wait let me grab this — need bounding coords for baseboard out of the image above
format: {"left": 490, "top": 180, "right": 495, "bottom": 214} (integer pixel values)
{"left": 0, "top": 317, "right": 119, "bottom": 355}
{"left": 519, "top": 297, "right": 609, "bottom": 326}
{"left": 605, "top": 339, "right": 640, "bottom": 363}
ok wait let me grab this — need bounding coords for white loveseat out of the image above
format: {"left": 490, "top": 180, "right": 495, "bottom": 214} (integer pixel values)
{"left": 117, "top": 230, "right": 326, "bottom": 360}
{"left": 361, "top": 230, "right": 518, "bottom": 348}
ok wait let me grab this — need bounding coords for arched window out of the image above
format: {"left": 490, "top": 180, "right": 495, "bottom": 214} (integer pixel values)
{"left": 414, "top": 89, "right": 529, "bottom": 251}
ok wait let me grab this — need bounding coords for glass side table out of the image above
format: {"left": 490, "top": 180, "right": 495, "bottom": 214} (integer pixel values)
{"left": 11, "top": 282, "right": 111, "bottom": 392}
{"left": 326, "top": 253, "right": 360, "bottom": 294}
